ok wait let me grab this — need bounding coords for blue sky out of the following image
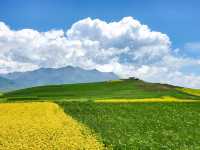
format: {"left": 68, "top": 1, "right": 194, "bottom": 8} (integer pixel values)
{"left": 0, "top": 0, "right": 199, "bottom": 48}
{"left": 0, "top": 0, "right": 200, "bottom": 88}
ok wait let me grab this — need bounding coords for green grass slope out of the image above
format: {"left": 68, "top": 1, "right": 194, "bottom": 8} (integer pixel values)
{"left": 2, "top": 79, "right": 200, "bottom": 101}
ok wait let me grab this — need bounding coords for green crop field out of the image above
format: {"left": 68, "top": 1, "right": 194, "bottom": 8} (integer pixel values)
{"left": 58, "top": 101, "right": 200, "bottom": 149}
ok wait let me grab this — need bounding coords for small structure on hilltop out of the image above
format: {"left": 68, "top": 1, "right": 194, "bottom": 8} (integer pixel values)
{"left": 128, "top": 77, "right": 139, "bottom": 80}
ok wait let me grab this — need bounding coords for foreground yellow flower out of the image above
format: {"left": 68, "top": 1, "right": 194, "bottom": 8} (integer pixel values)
{"left": 0, "top": 102, "right": 104, "bottom": 150}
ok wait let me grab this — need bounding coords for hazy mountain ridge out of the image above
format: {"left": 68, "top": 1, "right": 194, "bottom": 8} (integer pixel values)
{"left": 0, "top": 77, "right": 17, "bottom": 91}
{"left": 0, "top": 66, "right": 118, "bottom": 91}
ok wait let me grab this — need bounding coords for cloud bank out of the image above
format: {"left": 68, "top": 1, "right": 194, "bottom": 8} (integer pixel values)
{"left": 0, "top": 17, "right": 200, "bottom": 88}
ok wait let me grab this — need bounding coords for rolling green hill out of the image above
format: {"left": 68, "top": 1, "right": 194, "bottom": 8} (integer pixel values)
{"left": 1, "top": 78, "right": 200, "bottom": 149}
{"left": 2, "top": 78, "right": 200, "bottom": 101}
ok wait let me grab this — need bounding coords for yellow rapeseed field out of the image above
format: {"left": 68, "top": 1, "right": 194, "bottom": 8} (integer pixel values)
{"left": 178, "top": 88, "right": 200, "bottom": 96}
{"left": 0, "top": 102, "right": 104, "bottom": 150}
{"left": 95, "top": 96, "right": 199, "bottom": 103}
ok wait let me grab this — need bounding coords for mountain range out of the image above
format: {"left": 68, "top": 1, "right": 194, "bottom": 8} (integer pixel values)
{"left": 0, "top": 66, "right": 118, "bottom": 91}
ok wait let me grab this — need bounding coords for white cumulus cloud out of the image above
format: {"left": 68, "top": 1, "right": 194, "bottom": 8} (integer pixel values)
{"left": 0, "top": 17, "right": 200, "bottom": 88}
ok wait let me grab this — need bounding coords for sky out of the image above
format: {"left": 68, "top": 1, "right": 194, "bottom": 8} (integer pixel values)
{"left": 0, "top": 0, "right": 200, "bottom": 88}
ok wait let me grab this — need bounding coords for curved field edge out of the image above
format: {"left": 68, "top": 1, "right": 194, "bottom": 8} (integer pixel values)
{"left": 0, "top": 102, "right": 104, "bottom": 150}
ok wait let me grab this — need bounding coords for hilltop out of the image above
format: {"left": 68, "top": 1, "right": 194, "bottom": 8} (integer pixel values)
{"left": 2, "top": 78, "right": 200, "bottom": 101}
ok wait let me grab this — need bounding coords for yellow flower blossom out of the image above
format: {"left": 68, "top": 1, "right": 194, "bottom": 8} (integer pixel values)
{"left": 95, "top": 97, "right": 199, "bottom": 103}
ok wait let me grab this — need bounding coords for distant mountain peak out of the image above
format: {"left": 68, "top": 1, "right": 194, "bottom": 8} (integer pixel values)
{"left": 0, "top": 66, "right": 119, "bottom": 91}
